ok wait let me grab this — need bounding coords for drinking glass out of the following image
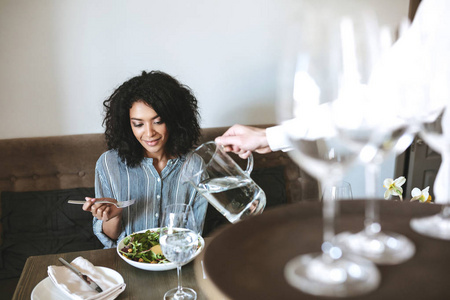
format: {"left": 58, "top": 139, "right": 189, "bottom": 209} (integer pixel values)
{"left": 335, "top": 133, "right": 416, "bottom": 265}
{"left": 334, "top": 104, "right": 417, "bottom": 265}
{"left": 410, "top": 105, "right": 450, "bottom": 239}
{"left": 278, "top": 1, "right": 382, "bottom": 296}
{"left": 406, "top": 13, "right": 450, "bottom": 239}
{"left": 331, "top": 17, "right": 419, "bottom": 265}
{"left": 321, "top": 181, "right": 353, "bottom": 202}
{"left": 159, "top": 204, "right": 199, "bottom": 300}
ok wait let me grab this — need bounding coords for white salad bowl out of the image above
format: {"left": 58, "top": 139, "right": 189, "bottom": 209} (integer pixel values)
{"left": 116, "top": 228, "right": 205, "bottom": 271}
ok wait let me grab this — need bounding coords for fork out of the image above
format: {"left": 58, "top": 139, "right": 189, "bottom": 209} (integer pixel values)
{"left": 68, "top": 199, "right": 136, "bottom": 208}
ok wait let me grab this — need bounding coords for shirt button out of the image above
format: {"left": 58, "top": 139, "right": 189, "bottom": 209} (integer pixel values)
{"left": 157, "top": 195, "right": 160, "bottom": 199}
{"left": 157, "top": 178, "right": 161, "bottom": 182}
{"left": 155, "top": 213, "right": 159, "bottom": 217}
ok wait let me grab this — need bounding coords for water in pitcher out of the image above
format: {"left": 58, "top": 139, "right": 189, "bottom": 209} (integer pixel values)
{"left": 197, "top": 176, "right": 266, "bottom": 223}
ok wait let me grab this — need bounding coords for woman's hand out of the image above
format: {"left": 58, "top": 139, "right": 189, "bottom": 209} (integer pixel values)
{"left": 82, "top": 197, "right": 122, "bottom": 222}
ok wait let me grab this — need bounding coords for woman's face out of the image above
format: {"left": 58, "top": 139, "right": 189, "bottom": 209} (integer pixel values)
{"left": 129, "top": 101, "right": 169, "bottom": 159}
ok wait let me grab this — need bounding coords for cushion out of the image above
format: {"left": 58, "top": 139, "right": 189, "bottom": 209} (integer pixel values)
{"left": 202, "top": 166, "right": 286, "bottom": 236}
{"left": 0, "top": 188, "right": 103, "bottom": 279}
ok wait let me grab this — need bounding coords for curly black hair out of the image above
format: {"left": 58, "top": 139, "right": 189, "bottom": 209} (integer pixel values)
{"left": 102, "top": 70, "right": 201, "bottom": 167}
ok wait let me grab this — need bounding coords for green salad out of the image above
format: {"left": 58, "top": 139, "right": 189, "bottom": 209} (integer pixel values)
{"left": 119, "top": 229, "right": 169, "bottom": 264}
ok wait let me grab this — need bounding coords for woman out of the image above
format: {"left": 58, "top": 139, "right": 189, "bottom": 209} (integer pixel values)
{"left": 83, "top": 70, "right": 207, "bottom": 248}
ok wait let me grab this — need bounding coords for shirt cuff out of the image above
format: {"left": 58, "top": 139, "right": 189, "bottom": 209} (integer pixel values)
{"left": 93, "top": 218, "right": 124, "bottom": 249}
{"left": 266, "top": 125, "right": 293, "bottom": 152}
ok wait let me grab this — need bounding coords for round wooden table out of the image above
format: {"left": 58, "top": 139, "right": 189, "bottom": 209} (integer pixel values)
{"left": 195, "top": 200, "right": 450, "bottom": 299}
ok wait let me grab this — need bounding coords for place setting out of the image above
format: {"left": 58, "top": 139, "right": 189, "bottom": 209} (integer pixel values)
{"left": 30, "top": 205, "right": 205, "bottom": 300}
{"left": 31, "top": 257, "right": 126, "bottom": 300}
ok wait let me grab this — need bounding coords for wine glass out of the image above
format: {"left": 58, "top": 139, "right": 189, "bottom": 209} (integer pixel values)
{"left": 330, "top": 17, "right": 421, "bottom": 265}
{"left": 410, "top": 103, "right": 450, "bottom": 239}
{"left": 405, "top": 12, "right": 450, "bottom": 239}
{"left": 334, "top": 97, "right": 417, "bottom": 265}
{"left": 321, "top": 180, "right": 353, "bottom": 202}
{"left": 334, "top": 129, "right": 417, "bottom": 264}
{"left": 278, "top": 2, "right": 382, "bottom": 297}
{"left": 159, "top": 204, "right": 199, "bottom": 300}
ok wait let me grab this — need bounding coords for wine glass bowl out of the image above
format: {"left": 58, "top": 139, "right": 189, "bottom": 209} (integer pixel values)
{"left": 321, "top": 181, "right": 353, "bottom": 202}
{"left": 160, "top": 230, "right": 198, "bottom": 265}
{"left": 159, "top": 204, "right": 199, "bottom": 300}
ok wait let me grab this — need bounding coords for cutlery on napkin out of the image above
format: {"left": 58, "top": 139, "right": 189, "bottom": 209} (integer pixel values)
{"left": 48, "top": 256, "right": 126, "bottom": 300}
{"left": 58, "top": 257, "right": 103, "bottom": 293}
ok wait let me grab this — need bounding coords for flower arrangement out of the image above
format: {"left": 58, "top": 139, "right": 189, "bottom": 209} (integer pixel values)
{"left": 383, "top": 176, "right": 432, "bottom": 203}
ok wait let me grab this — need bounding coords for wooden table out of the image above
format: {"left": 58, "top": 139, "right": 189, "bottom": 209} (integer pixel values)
{"left": 13, "top": 242, "right": 210, "bottom": 300}
{"left": 196, "top": 200, "right": 450, "bottom": 300}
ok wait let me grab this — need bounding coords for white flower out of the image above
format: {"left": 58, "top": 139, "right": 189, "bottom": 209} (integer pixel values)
{"left": 383, "top": 176, "right": 406, "bottom": 200}
{"left": 411, "top": 186, "right": 432, "bottom": 203}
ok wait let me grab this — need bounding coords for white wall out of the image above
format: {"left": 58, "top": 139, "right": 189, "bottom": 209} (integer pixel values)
{"left": 0, "top": 0, "right": 409, "bottom": 198}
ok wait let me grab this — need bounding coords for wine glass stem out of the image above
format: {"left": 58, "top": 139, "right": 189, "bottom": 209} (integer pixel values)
{"left": 322, "top": 179, "right": 338, "bottom": 259}
{"left": 176, "top": 265, "right": 184, "bottom": 296}
{"left": 364, "top": 162, "right": 381, "bottom": 236}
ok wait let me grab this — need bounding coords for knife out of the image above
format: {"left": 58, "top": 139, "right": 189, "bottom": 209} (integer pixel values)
{"left": 58, "top": 257, "right": 103, "bottom": 293}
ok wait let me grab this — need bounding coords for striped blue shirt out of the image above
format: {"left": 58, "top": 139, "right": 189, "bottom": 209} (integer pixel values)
{"left": 92, "top": 150, "right": 207, "bottom": 248}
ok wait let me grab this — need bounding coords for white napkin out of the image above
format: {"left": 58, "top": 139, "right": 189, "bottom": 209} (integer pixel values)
{"left": 48, "top": 256, "right": 126, "bottom": 300}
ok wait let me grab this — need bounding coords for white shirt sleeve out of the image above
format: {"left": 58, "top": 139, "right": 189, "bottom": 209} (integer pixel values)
{"left": 266, "top": 124, "right": 293, "bottom": 152}
{"left": 266, "top": 110, "right": 326, "bottom": 152}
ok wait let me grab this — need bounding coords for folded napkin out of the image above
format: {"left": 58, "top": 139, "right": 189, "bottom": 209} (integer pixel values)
{"left": 48, "top": 256, "right": 126, "bottom": 300}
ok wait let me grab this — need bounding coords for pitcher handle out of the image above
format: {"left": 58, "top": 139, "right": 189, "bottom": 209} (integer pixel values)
{"left": 245, "top": 152, "right": 254, "bottom": 175}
